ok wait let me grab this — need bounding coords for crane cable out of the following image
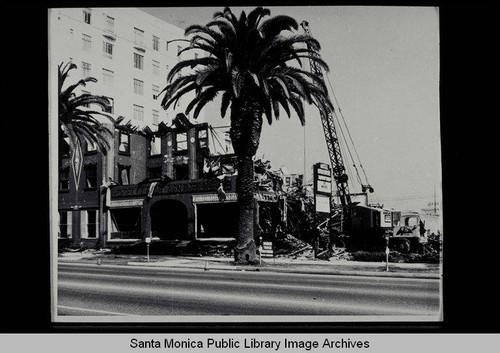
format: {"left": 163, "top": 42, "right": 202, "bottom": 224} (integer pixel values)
{"left": 335, "top": 110, "right": 364, "bottom": 186}
{"left": 325, "top": 73, "right": 372, "bottom": 189}
{"left": 331, "top": 108, "right": 361, "bottom": 186}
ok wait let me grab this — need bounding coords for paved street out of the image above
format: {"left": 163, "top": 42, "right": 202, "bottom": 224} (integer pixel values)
{"left": 57, "top": 263, "right": 440, "bottom": 318}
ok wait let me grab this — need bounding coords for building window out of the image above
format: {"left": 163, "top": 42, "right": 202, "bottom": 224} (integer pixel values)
{"left": 148, "top": 167, "right": 162, "bottom": 179}
{"left": 153, "top": 35, "right": 159, "bottom": 51}
{"left": 59, "top": 167, "right": 70, "bottom": 191}
{"left": 102, "top": 97, "right": 114, "bottom": 113}
{"left": 198, "top": 129, "right": 208, "bottom": 148}
{"left": 105, "top": 15, "right": 114, "bottom": 33}
{"left": 83, "top": 9, "right": 91, "bottom": 24}
{"left": 82, "top": 62, "right": 91, "bottom": 77}
{"left": 82, "top": 34, "right": 92, "bottom": 51}
{"left": 152, "top": 109, "right": 159, "bottom": 125}
{"left": 84, "top": 164, "right": 98, "bottom": 189}
{"left": 174, "top": 164, "right": 189, "bottom": 180}
{"left": 81, "top": 90, "right": 91, "bottom": 107}
{"left": 149, "top": 137, "right": 161, "bottom": 156}
{"left": 133, "top": 104, "right": 144, "bottom": 121}
{"left": 133, "top": 79, "right": 144, "bottom": 95}
{"left": 134, "top": 27, "right": 144, "bottom": 46}
{"left": 152, "top": 85, "right": 160, "bottom": 100}
{"left": 222, "top": 162, "right": 235, "bottom": 175}
{"left": 85, "top": 139, "right": 97, "bottom": 153}
{"left": 152, "top": 60, "right": 160, "bottom": 76}
{"left": 59, "top": 211, "right": 72, "bottom": 238}
{"left": 118, "top": 164, "right": 130, "bottom": 185}
{"left": 176, "top": 132, "right": 187, "bottom": 152}
{"left": 118, "top": 132, "right": 130, "bottom": 154}
{"left": 102, "top": 68, "right": 114, "bottom": 86}
{"left": 133, "top": 53, "right": 144, "bottom": 69}
{"left": 86, "top": 210, "right": 98, "bottom": 238}
{"left": 103, "top": 41, "right": 113, "bottom": 59}
{"left": 61, "top": 136, "right": 70, "bottom": 156}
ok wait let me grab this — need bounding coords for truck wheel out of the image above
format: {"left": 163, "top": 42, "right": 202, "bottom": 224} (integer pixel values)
{"left": 395, "top": 239, "right": 411, "bottom": 253}
{"left": 334, "top": 239, "right": 346, "bottom": 249}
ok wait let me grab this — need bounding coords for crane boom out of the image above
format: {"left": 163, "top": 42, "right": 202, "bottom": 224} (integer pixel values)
{"left": 301, "top": 20, "right": 352, "bottom": 211}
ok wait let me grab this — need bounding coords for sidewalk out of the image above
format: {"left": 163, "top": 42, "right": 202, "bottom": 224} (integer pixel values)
{"left": 58, "top": 251, "right": 441, "bottom": 279}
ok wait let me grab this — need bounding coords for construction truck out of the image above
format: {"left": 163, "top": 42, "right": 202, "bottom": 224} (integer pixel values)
{"left": 389, "top": 211, "right": 427, "bottom": 253}
{"left": 334, "top": 206, "right": 426, "bottom": 253}
{"left": 302, "top": 20, "right": 427, "bottom": 253}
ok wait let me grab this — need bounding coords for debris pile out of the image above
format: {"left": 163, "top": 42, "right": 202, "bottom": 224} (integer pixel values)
{"left": 273, "top": 234, "right": 312, "bottom": 257}
{"left": 197, "top": 241, "right": 235, "bottom": 257}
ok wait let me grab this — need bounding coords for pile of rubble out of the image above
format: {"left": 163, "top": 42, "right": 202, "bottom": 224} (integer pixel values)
{"left": 196, "top": 240, "right": 236, "bottom": 257}
{"left": 273, "top": 234, "right": 312, "bottom": 257}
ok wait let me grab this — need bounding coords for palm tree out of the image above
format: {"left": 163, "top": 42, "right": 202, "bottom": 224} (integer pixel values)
{"left": 58, "top": 61, "right": 114, "bottom": 163}
{"left": 161, "top": 7, "right": 334, "bottom": 263}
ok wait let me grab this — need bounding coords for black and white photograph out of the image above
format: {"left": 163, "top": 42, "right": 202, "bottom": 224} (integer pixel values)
{"left": 48, "top": 5, "right": 445, "bottom": 322}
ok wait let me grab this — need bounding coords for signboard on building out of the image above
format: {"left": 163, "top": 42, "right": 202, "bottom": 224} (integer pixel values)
{"left": 192, "top": 193, "right": 237, "bottom": 204}
{"left": 71, "top": 142, "right": 83, "bottom": 191}
{"left": 110, "top": 199, "right": 144, "bottom": 208}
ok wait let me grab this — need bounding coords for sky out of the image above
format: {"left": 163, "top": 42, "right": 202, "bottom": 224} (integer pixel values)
{"left": 140, "top": 6, "right": 441, "bottom": 212}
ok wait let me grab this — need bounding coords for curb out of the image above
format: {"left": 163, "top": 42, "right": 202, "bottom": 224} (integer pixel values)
{"left": 58, "top": 258, "right": 440, "bottom": 280}
{"left": 126, "top": 261, "right": 440, "bottom": 279}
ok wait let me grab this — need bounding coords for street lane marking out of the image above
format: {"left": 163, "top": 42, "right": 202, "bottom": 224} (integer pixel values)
{"left": 57, "top": 305, "right": 135, "bottom": 316}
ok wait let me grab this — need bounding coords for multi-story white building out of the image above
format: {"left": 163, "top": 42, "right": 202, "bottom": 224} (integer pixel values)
{"left": 49, "top": 7, "right": 204, "bottom": 128}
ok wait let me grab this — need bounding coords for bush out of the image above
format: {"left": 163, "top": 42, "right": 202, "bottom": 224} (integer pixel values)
{"left": 350, "top": 251, "right": 387, "bottom": 262}
{"left": 350, "top": 250, "right": 440, "bottom": 263}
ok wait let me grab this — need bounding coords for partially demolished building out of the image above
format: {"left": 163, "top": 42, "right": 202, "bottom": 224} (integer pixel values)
{"left": 58, "top": 114, "right": 294, "bottom": 250}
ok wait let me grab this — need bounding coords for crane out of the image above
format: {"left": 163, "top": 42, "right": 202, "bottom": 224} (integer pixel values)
{"left": 300, "top": 20, "right": 352, "bottom": 225}
{"left": 300, "top": 21, "right": 427, "bottom": 254}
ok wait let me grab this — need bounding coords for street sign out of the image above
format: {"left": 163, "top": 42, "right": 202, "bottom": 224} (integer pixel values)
{"left": 317, "top": 180, "right": 332, "bottom": 193}
{"left": 313, "top": 162, "right": 332, "bottom": 196}
{"left": 261, "top": 241, "right": 274, "bottom": 258}
{"left": 315, "top": 194, "right": 331, "bottom": 213}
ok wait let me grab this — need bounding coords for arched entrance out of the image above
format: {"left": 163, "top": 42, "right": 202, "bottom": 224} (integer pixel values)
{"left": 150, "top": 199, "right": 188, "bottom": 240}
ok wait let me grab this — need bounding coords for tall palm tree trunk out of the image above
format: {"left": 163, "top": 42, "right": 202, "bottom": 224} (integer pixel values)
{"left": 235, "top": 155, "right": 257, "bottom": 263}
{"left": 230, "top": 90, "right": 263, "bottom": 264}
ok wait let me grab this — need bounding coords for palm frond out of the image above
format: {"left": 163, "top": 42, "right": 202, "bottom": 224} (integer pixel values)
{"left": 259, "top": 15, "right": 299, "bottom": 38}
{"left": 220, "top": 91, "right": 232, "bottom": 118}
{"left": 167, "top": 57, "right": 220, "bottom": 83}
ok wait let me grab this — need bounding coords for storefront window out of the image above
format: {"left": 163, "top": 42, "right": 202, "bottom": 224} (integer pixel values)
{"left": 58, "top": 211, "right": 72, "bottom": 238}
